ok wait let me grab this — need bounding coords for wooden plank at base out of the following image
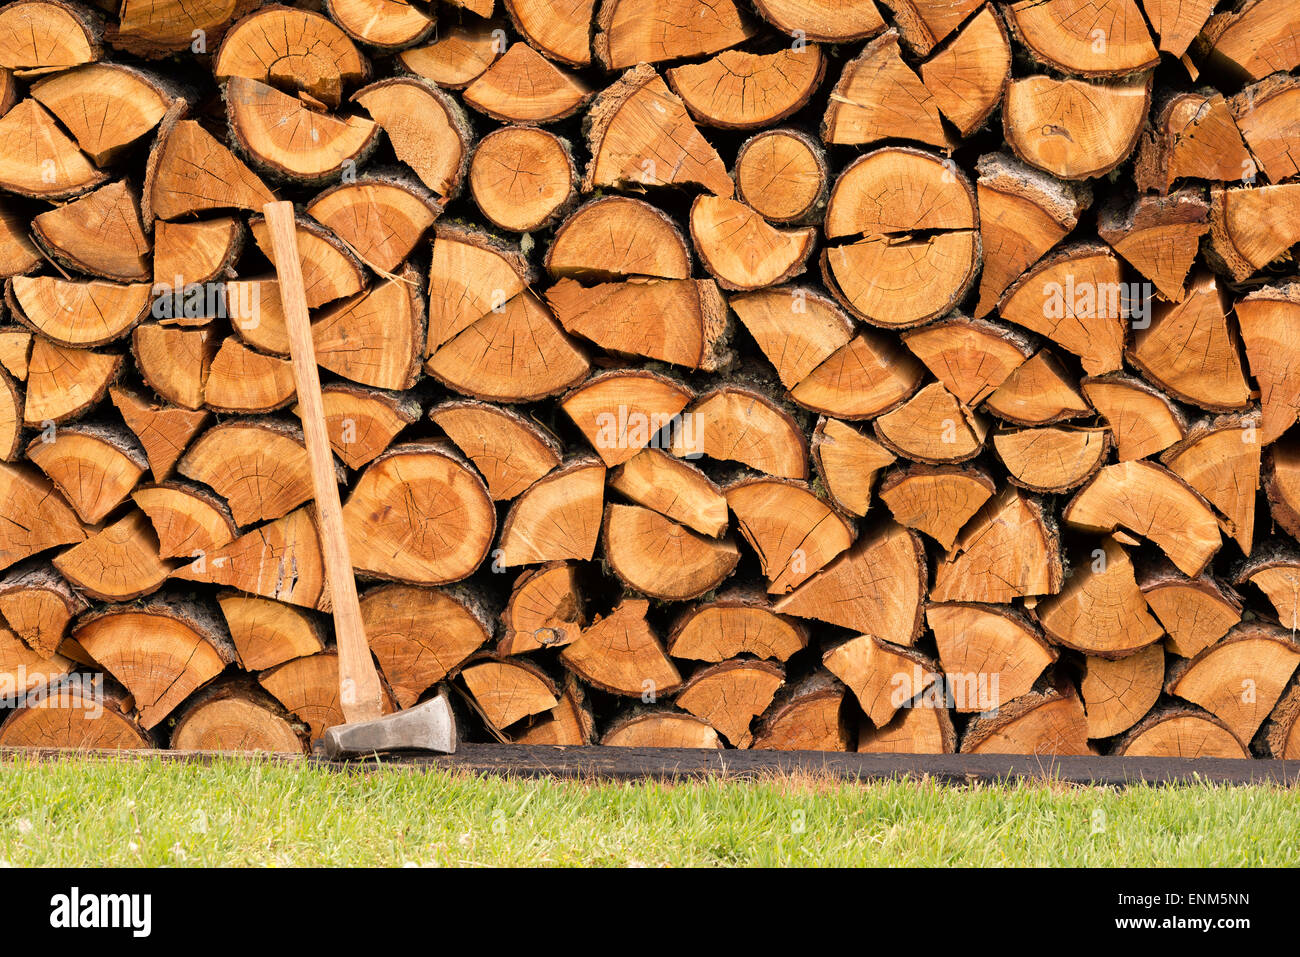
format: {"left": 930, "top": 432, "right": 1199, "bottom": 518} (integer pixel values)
{"left": 2, "top": 744, "right": 1295, "bottom": 786}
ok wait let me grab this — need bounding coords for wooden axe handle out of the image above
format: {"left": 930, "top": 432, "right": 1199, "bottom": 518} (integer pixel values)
{"left": 263, "top": 201, "right": 385, "bottom": 724}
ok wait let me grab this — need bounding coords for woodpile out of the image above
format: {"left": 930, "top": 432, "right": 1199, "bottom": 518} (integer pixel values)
{"left": 0, "top": 0, "right": 1297, "bottom": 761}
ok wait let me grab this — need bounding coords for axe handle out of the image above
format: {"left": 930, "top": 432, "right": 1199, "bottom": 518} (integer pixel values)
{"left": 263, "top": 201, "right": 385, "bottom": 724}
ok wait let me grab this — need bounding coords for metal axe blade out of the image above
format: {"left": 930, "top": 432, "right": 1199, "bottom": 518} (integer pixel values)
{"left": 321, "top": 691, "right": 458, "bottom": 760}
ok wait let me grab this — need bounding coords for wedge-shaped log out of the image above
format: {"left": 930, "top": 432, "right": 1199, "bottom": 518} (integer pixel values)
{"left": 608, "top": 449, "right": 729, "bottom": 537}
{"left": 668, "top": 590, "right": 808, "bottom": 663}
{"left": 725, "top": 477, "right": 855, "bottom": 594}
{"left": 602, "top": 503, "right": 740, "bottom": 600}
{"left": 353, "top": 78, "right": 471, "bottom": 198}
{"left": 499, "top": 458, "right": 605, "bottom": 565}
{"left": 752, "top": 671, "right": 851, "bottom": 751}
{"left": 170, "top": 679, "right": 308, "bottom": 753}
{"left": 430, "top": 400, "right": 561, "bottom": 501}
{"left": 545, "top": 197, "right": 691, "bottom": 281}
{"left": 931, "top": 487, "right": 1063, "bottom": 602}
{"left": 960, "top": 682, "right": 1091, "bottom": 755}
{"left": 1037, "top": 538, "right": 1164, "bottom": 657}
{"left": 676, "top": 660, "right": 784, "bottom": 748}
{"left": 878, "top": 465, "right": 995, "bottom": 549}
{"left": 560, "top": 598, "right": 681, "bottom": 697}
{"left": 1064, "top": 462, "right": 1221, "bottom": 576}
{"left": 498, "top": 562, "right": 585, "bottom": 655}
{"left": 218, "top": 593, "right": 326, "bottom": 671}
{"left": 928, "top": 603, "right": 1056, "bottom": 713}
{"left": 74, "top": 597, "right": 236, "bottom": 729}
{"left": 1080, "top": 644, "right": 1164, "bottom": 739}
{"left": 1115, "top": 707, "right": 1247, "bottom": 758}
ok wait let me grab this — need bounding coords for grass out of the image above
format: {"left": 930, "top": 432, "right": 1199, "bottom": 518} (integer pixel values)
{"left": 0, "top": 756, "right": 1295, "bottom": 867}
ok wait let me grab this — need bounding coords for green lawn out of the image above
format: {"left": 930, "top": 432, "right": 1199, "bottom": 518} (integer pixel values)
{"left": 0, "top": 756, "right": 1295, "bottom": 866}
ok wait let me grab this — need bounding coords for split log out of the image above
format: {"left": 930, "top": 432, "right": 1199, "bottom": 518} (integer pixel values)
{"left": 1235, "top": 284, "right": 1300, "bottom": 445}
{"left": 733, "top": 130, "right": 828, "bottom": 225}
{"left": 109, "top": 385, "right": 209, "bottom": 482}
{"left": 1138, "top": 560, "right": 1242, "bottom": 658}
{"left": 1264, "top": 684, "right": 1300, "bottom": 759}
{"left": 672, "top": 386, "right": 807, "bottom": 479}
{"left": 1136, "top": 91, "right": 1255, "bottom": 193}
{"left": 1063, "top": 461, "right": 1221, "bottom": 576}
{"left": 931, "top": 487, "right": 1063, "bottom": 602}
{"left": 504, "top": 0, "right": 594, "bottom": 67}
{"left": 751, "top": 0, "right": 884, "bottom": 42}
{"left": 397, "top": 20, "right": 502, "bottom": 89}
{"left": 1097, "top": 190, "right": 1209, "bottom": 302}
{"left": 132, "top": 482, "right": 237, "bottom": 560}
{"left": 823, "top": 634, "right": 935, "bottom": 728}
{"left": 0, "top": 679, "right": 151, "bottom": 750}
{"left": 54, "top": 509, "right": 173, "bottom": 601}
{"left": 994, "top": 426, "right": 1110, "bottom": 493}
{"left": 1081, "top": 374, "right": 1185, "bottom": 461}
{"left": 725, "top": 286, "right": 855, "bottom": 390}
{"left": 1207, "top": 182, "right": 1300, "bottom": 281}
{"left": 0, "top": 562, "right": 87, "bottom": 658}
{"left": 1197, "top": 0, "right": 1300, "bottom": 83}
{"left": 960, "top": 682, "right": 1091, "bottom": 755}
{"left": 171, "top": 507, "right": 325, "bottom": 609}
{"left": 462, "top": 655, "right": 559, "bottom": 730}
{"left": 998, "top": 244, "right": 1127, "bottom": 376}
{"left": 430, "top": 400, "right": 561, "bottom": 501}
{"left": 425, "top": 225, "right": 531, "bottom": 351}
{"left": 667, "top": 45, "right": 824, "bottom": 129}
{"left": 30, "top": 182, "right": 151, "bottom": 282}
{"left": 973, "top": 153, "right": 1088, "bottom": 317}
{"left": 751, "top": 671, "right": 852, "bottom": 751}
{"left": 1231, "top": 74, "right": 1300, "bottom": 183}
{"left": 73, "top": 597, "right": 236, "bottom": 729}
{"left": 1265, "top": 440, "right": 1300, "bottom": 540}
{"left": 110, "top": 0, "right": 257, "bottom": 57}
{"left": 983, "top": 350, "right": 1092, "bottom": 426}
{"left": 811, "top": 418, "right": 896, "bottom": 517}
{"left": 881, "top": 0, "right": 986, "bottom": 55}
{"left": 497, "top": 563, "right": 585, "bottom": 655}
{"left": 918, "top": 5, "right": 1010, "bottom": 136}
{"left": 602, "top": 503, "right": 740, "bottom": 600}
{"left": 24, "top": 340, "right": 121, "bottom": 427}
{"left": 789, "top": 333, "right": 924, "bottom": 420}
{"left": 213, "top": 5, "right": 367, "bottom": 106}
{"left": 259, "top": 651, "right": 377, "bottom": 740}
{"left": 0, "top": 461, "right": 86, "bottom": 570}
{"left": 8, "top": 276, "right": 149, "bottom": 349}
{"left": 217, "top": 592, "right": 326, "bottom": 671}
{"left": 499, "top": 458, "right": 605, "bottom": 565}
{"left": 27, "top": 423, "right": 145, "bottom": 524}
{"left": 0, "top": 99, "right": 106, "bottom": 200}
{"left": 1235, "top": 550, "right": 1300, "bottom": 630}
{"left": 559, "top": 597, "right": 681, "bottom": 697}
{"left": 608, "top": 449, "right": 728, "bottom": 537}
{"left": 1162, "top": 415, "right": 1260, "bottom": 556}
{"left": 427, "top": 291, "right": 590, "bottom": 401}
{"left": 676, "top": 660, "right": 784, "bottom": 748}
{"left": 170, "top": 679, "right": 308, "bottom": 752}
{"left": 353, "top": 78, "right": 470, "bottom": 198}
{"left": 204, "top": 338, "right": 295, "bottom": 414}
{"left": 1080, "top": 644, "right": 1164, "bottom": 739}
{"left": 1114, "top": 707, "right": 1248, "bottom": 758}
{"left": 308, "top": 384, "right": 419, "bottom": 471}
{"left": 468, "top": 126, "right": 576, "bottom": 233}
{"left": 312, "top": 271, "right": 425, "bottom": 392}
{"left": 1142, "top": 0, "right": 1216, "bottom": 57}
{"left": 305, "top": 177, "right": 440, "bottom": 273}
{"left": 463, "top": 42, "right": 591, "bottom": 123}
{"left": 145, "top": 113, "right": 274, "bottom": 222}
{"left": 343, "top": 443, "right": 496, "bottom": 585}
{"left": 250, "top": 214, "right": 365, "bottom": 309}
{"left": 667, "top": 591, "right": 807, "bottom": 662}
{"left": 873, "top": 382, "right": 989, "bottom": 464}
{"left": 1036, "top": 538, "right": 1164, "bottom": 657}
{"left": 225, "top": 77, "right": 377, "bottom": 183}
{"left": 822, "top": 30, "right": 949, "bottom": 148}
{"left": 154, "top": 219, "right": 243, "bottom": 288}
{"left": 0, "top": 1, "right": 100, "bottom": 72}
{"left": 725, "top": 477, "right": 855, "bottom": 593}
{"left": 1002, "top": 74, "right": 1150, "bottom": 180}
{"left": 593, "top": 0, "right": 756, "bottom": 69}
{"left": 1006, "top": 0, "right": 1156, "bottom": 76}
{"left": 560, "top": 369, "right": 693, "bottom": 467}
{"left": 132, "top": 323, "right": 217, "bottom": 411}
{"left": 602, "top": 710, "right": 722, "bottom": 749}
{"left": 928, "top": 602, "right": 1056, "bottom": 712}
{"left": 582, "top": 63, "right": 732, "bottom": 196}
{"left": 689, "top": 196, "right": 815, "bottom": 291}
{"left": 178, "top": 418, "right": 316, "bottom": 526}
{"left": 857, "top": 697, "right": 956, "bottom": 754}
{"left": 325, "top": 0, "right": 434, "bottom": 49}
{"left": 514, "top": 676, "right": 597, "bottom": 746}
{"left": 545, "top": 197, "right": 692, "bottom": 280}
{"left": 877, "top": 464, "right": 994, "bottom": 549}
{"left": 901, "top": 316, "right": 1032, "bottom": 407}
{"left": 546, "top": 278, "right": 726, "bottom": 373}
{"left": 1165, "top": 622, "right": 1300, "bottom": 744}
{"left": 773, "top": 522, "right": 926, "bottom": 645}
{"left": 0, "top": 368, "right": 17, "bottom": 463}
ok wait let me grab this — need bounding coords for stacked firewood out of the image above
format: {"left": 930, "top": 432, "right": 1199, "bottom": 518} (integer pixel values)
{"left": 0, "top": 0, "right": 1299, "bottom": 759}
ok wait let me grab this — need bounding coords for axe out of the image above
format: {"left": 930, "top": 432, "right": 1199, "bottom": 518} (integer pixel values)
{"left": 263, "top": 201, "right": 457, "bottom": 759}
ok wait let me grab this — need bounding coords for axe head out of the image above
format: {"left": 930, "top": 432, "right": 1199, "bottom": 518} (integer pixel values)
{"left": 321, "top": 690, "right": 457, "bottom": 759}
